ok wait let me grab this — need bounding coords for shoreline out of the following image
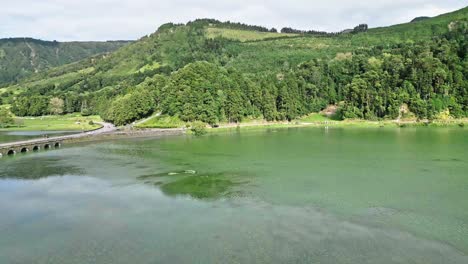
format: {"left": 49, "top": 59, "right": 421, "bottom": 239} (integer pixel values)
{"left": 203, "top": 119, "right": 467, "bottom": 133}
{"left": 0, "top": 114, "right": 103, "bottom": 132}
{"left": 63, "top": 128, "right": 186, "bottom": 145}
{"left": 1, "top": 118, "right": 466, "bottom": 149}
{"left": 0, "top": 127, "right": 185, "bottom": 157}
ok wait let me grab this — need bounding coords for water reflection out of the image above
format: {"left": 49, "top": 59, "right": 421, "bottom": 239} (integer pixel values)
{"left": 0, "top": 174, "right": 466, "bottom": 264}
{"left": 138, "top": 170, "right": 248, "bottom": 199}
{"left": 0, "top": 127, "right": 467, "bottom": 263}
{"left": 0, "top": 157, "right": 83, "bottom": 180}
{"left": 0, "top": 131, "right": 75, "bottom": 144}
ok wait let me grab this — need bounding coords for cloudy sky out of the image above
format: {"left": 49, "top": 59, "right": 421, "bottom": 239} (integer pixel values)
{"left": 1, "top": 0, "right": 466, "bottom": 41}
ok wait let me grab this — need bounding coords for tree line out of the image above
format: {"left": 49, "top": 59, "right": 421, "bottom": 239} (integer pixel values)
{"left": 103, "top": 26, "right": 467, "bottom": 125}
{"left": 7, "top": 21, "right": 467, "bottom": 125}
{"left": 280, "top": 24, "right": 369, "bottom": 36}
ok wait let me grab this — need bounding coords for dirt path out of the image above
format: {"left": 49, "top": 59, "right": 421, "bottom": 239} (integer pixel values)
{"left": 134, "top": 113, "right": 161, "bottom": 126}
{"left": 0, "top": 122, "right": 116, "bottom": 148}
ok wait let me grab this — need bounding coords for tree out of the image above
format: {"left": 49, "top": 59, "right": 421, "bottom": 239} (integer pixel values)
{"left": 0, "top": 108, "right": 14, "bottom": 128}
{"left": 261, "top": 86, "right": 277, "bottom": 121}
{"left": 104, "top": 89, "right": 155, "bottom": 126}
{"left": 11, "top": 97, "right": 29, "bottom": 117}
{"left": 225, "top": 85, "right": 244, "bottom": 123}
{"left": 3, "top": 21, "right": 467, "bottom": 124}
{"left": 353, "top": 24, "right": 368, "bottom": 33}
{"left": 49, "top": 97, "right": 64, "bottom": 115}
{"left": 64, "top": 93, "right": 80, "bottom": 113}
{"left": 191, "top": 121, "right": 207, "bottom": 136}
{"left": 80, "top": 100, "right": 91, "bottom": 116}
{"left": 11, "top": 95, "right": 49, "bottom": 116}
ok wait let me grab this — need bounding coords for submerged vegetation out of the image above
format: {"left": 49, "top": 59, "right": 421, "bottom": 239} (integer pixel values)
{"left": 160, "top": 174, "right": 238, "bottom": 199}
{"left": 0, "top": 7, "right": 467, "bottom": 127}
{"left": 138, "top": 170, "right": 245, "bottom": 199}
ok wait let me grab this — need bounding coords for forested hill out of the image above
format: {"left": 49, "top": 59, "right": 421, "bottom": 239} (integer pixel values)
{"left": 0, "top": 38, "right": 130, "bottom": 85}
{"left": 1, "top": 6, "right": 467, "bottom": 125}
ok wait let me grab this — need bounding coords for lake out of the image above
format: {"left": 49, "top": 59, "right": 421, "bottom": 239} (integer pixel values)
{"left": 0, "top": 127, "right": 467, "bottom": 263}
{"left": 0, "top": 131, "right": 75, "bottom": 144}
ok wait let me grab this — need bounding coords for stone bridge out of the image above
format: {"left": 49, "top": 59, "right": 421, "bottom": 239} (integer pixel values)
{"left": 0, "top": 139, "right": 62, "bottom": 157}
{"left": 0, "top": 122, "right": 185, "bottom": 158}
{"left": 0, "top": 122, "right": 117, "bottom": 158}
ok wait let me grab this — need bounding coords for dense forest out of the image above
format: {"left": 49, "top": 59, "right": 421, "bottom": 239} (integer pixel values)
{"left": 1, "top": 7, "right": 467, "bottom": 126}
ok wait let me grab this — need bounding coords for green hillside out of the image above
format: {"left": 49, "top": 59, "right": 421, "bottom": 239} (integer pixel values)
{"left": 0, "top": 38, "right": 130, "bottom": 86}
{"left": 1, "top": 7, "right": 467, "bottom": 126}
{"left": 205, "top": 27, "right": 298, "bottom": 41}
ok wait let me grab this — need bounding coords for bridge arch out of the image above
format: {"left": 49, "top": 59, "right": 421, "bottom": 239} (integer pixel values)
{"left": 54, "top": 142, "right": 61, "bottom": 148}
{"left": 7, "top": 149, "right": 16, "bottom": 156}
{"left": 32, "top": 146, "right": 40, "bottom": 151}
{"left": 20, "top": 147, "right": 29, "bottom": 153}
{"left": 44, "top": 144, "right": 51, "bottom": 150}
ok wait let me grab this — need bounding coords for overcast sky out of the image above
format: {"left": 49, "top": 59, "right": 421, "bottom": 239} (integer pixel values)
{"left": 1, "top": 0, "right": 466, "bottom": 41}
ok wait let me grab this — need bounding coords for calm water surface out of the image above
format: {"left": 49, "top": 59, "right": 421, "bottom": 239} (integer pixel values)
{"left": 0, "top": 127, "right": 467, "bottom": 263}
{"left": 0, "top": 131, "right": 75, "bottom": 144}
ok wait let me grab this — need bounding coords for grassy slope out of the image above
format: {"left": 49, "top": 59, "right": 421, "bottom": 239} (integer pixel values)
{"left": 0, "top": 114, "right": 103, "bottom": 131}
{"left": 367, "top": 6, "right": 468, "bottom": 40}
{"left": 0, "top": 38, "right": 130, "bottom": 86}
{"left": 5, "top": 67, "right": 95, "bottom": 95}
{"left": 2, "top": 26, "right": 196, "bottom": 94}
{"left": 205, "top": 27, "right": 298, "bottom": 41}
{"left": 2, "top": 7, "right": 467, "bottom": 101}
{"left": 135, "top": 115, "right": 185, "bottom": 129}
{"left": 224, "top": 7, "right": 468, "bottom": 73}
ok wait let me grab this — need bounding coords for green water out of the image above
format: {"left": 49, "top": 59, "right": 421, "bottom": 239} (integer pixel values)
{"left": 0, "top": 131, "right": 74, "bottom": 144}
{"left": 0, "top": 127, "right": 467, "bottom": 263}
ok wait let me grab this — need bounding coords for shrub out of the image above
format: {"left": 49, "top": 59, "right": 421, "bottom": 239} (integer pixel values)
{"left": 81, "top": 108, "right": 92, "bottom": 116}
{"left": 0, "top": 108, "right": 14, "bottom": 128}
{"left": 191, "top": 121, "right": 207, "bottom": 136}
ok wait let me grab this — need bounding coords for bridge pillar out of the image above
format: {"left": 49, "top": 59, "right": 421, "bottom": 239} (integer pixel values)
{"left": 0, "top": 140, "right": 63, "bottom": 158}
{"left": 19, "top": 147, "right": 29, "bottom": 153}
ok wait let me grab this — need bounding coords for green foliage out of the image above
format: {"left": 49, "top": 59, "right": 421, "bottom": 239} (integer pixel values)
{"left": 11, "top": 95, "right": 49, "bottom": 116}
{"left": 0, "top": 108, "right": 14, "bottom": 127}
{"left": 103, "top": 88, "right": 155, "bottom": 126}
{"left": 206, "top": 27, "right": 297, "bottom": 42}
{"left": 191, "top": 121, "right": 208, "bottom": 136}
{"left": 1, "top": 114, "right": 102, "bottom": 131}
{"left": 1, "top": 7, "right": 467, "bottom": 125}
{"left": 0, "top": 38, "right": 129, "bottom": 86}
{"left": 299, "top": 113, "right": 331, "bottom": 122}
{"left": 49, "top": 97, "right": 65, "bottom": 115}
{"left": 136, "top": 115, "right": 184, "bottom": 129}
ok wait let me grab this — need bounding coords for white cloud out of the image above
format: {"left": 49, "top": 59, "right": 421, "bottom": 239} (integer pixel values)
{"left": 0, "top": 0, "right": 465, "bottom": 41}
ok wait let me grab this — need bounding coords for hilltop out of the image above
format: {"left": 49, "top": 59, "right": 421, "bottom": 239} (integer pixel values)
{"left": 0, "top": 6, "right": 466, "bottom": 126}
